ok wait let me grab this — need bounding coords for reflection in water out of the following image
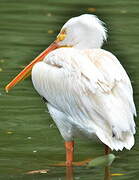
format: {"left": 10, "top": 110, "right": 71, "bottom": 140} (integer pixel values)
{"left": 65, "top": 166, "right": 112, "bottom": 180}
{"left": 66, "top": 167, "right": 73, "bottom": 180}
{"left": 104, "top": 166, "right": 112, "bottom": 180}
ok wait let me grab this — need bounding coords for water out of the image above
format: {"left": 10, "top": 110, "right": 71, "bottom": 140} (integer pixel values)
{"left": 0, "top": 0, "right": 139, "bottom": 179}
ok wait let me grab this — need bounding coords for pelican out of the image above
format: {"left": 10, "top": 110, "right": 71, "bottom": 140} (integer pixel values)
{"left": 5, "top": 14, "right": 136, "bottom": 167}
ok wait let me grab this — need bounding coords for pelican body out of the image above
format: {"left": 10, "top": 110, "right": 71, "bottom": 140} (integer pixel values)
{"left": 6, "top": 14, "right": 136, "bottom": 166}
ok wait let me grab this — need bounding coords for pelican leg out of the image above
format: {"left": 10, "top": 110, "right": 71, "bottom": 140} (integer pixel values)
{"left": 105, "top": 145, "right": 111, "bottom": 155}
{"left": 65, "top": 141, "right": 74, "bottom": 167}
{"left": 104, "top": 145, "right": 112, "bottom": 180}
{"left": 52, "top": 141, "right": 91, "bottom": 167}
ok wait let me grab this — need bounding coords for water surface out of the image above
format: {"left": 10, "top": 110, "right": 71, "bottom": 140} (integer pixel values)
{"left": 0, "top": 0, "right": 139, "bottom": 179}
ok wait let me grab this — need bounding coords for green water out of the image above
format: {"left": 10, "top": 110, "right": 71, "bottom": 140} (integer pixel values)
{"left": 0, "top": 0, "right": 139, "bottom": 179}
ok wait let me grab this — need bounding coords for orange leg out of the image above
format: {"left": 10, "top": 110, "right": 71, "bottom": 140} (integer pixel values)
{"left": 105, "top": 145, "right": 111, "bottom": 155}
{"left": 104, "top": 145, "right": 112, "bottom": 180}
{"left": 53, "top": 141, "right": 91, "bottom": 167}
{"left": 65, "top": 141, "right": 74, "bottom": 167}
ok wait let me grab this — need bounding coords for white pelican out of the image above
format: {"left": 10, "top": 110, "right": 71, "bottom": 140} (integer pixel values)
{"left": 5, "top": 14, "right": 136, "bottom": 167}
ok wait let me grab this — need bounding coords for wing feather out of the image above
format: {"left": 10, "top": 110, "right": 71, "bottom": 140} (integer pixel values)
{"left": 32, "top": 47, "right": 136, "bottom": 150}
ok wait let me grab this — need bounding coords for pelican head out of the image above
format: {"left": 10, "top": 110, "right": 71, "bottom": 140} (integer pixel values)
{"left": 57, "top": 14, "right": 107, "bottom": 49}
{"left": 5, "top": 14, "right": 107, "bottom": 92}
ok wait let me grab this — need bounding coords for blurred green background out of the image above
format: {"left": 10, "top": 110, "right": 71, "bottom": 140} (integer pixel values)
{"left": 0, "top": 0, "right": 139, "bottom": 179}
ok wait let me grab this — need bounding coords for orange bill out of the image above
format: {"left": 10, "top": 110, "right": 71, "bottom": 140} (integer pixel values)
{"left": 5, "top": 42, "right": 59, "bottom": 92}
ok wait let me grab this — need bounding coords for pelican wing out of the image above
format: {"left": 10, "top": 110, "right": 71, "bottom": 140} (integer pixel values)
{"left": 32, "top": 48, "right": 136, "bottom": 150}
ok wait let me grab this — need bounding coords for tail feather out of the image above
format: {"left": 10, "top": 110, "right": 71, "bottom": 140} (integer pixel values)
{"left": 96, "top": 128, "right": 135, "bottom": 151}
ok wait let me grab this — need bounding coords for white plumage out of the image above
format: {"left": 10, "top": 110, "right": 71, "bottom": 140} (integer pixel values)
{"left": 31, "top": 14, "right": 136, "bottom": 151}
{"left": 32, "top": 47, "right": 136, "bottom": 151}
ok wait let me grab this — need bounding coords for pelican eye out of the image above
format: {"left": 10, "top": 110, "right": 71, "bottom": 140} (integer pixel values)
{"left": 56, "top": 29, "right": 67, "bottom": 42}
